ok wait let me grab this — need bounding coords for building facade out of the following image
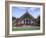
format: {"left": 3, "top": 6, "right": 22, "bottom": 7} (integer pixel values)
{"left": 16, "top": 10, "right": 35, "bottom": 27}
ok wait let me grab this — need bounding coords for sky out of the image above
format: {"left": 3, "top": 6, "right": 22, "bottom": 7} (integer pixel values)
{"left": 12, "top": 7, "right": 40, "bottom": 18}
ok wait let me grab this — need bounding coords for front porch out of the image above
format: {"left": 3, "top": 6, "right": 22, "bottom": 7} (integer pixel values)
{"left": 16, "top": 19, "right": 35, "bottom": 27}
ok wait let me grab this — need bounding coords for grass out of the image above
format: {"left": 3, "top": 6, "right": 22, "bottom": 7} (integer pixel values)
{"left": 12, "top": 26, "right": 40, "bottom": 31}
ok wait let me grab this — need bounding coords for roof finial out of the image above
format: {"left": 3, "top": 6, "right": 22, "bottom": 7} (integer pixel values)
{"left": 26, "top": 8, "right": 28, "bottom": 13}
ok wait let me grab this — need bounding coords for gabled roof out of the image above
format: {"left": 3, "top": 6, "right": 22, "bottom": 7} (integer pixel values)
{"left": 20, "top": 12, "right": 34, "bottom": 20}
{"left": 20, "top": 8, "right": 35, "bottom": 19}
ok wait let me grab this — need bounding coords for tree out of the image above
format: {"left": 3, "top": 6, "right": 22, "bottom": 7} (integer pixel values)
{"left": 12, "top": 17, "right": 16, "bottom": 27}
{"left": 36, "top": 16, "right": 40, "bottom": 26}
{"left": 12, "top": 17, "right": 16, "bottom": 21}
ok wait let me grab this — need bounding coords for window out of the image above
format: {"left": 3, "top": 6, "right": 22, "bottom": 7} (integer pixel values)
{"left": 26, "top": 20, "right": 28, "bottom": 24}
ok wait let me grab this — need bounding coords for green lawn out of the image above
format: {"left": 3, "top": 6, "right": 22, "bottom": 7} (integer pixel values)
{"left": 12, "top": 26, "right": 40, "bottom": 31}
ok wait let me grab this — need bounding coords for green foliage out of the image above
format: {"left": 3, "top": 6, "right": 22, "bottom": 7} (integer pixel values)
{"left": 12, "top": 17, "right": 16, "bottom": 21}
{"left": 12, "top": 17, "right": 16, "bottom": 27}
{"left": 36, "top": 16, "right": 40, "bottom": 26}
